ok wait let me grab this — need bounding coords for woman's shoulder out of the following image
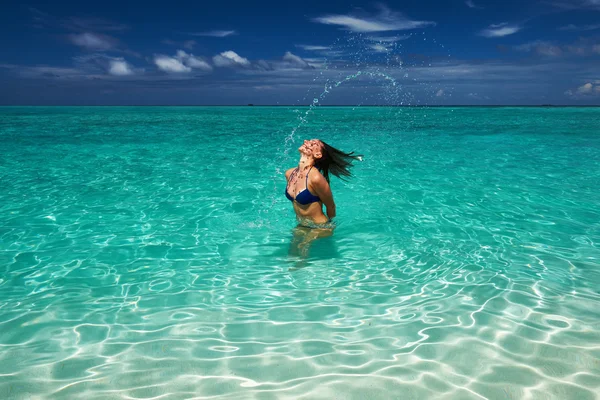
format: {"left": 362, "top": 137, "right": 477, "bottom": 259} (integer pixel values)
{"left": 308, "top": 167, "right": 327, "bottom": 184}
{"left": 285, "top": 167, "right": 296, "bottom": 179}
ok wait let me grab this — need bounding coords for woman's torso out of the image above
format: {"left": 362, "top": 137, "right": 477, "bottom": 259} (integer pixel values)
{"left": 286, "top": 167, "right": 329, "bottom": 225}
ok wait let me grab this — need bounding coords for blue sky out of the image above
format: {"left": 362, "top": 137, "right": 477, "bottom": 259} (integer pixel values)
{"left": 1, "top": 0, "right": 599, "bottom": 105}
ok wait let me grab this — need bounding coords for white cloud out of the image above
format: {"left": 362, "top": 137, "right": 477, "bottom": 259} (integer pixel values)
{"left": 256, "top": 60, "right": 272, "bottom": 71}
{"left": 108, "top": 59, "right": 133, "bottom": 76}
{"left": 479, "top": 23, "right": 521, "bottom": 38}
{"left": 302, "top": 58, "right": 326, "bottom": 67}
{"left": 9, "top": 54, "right": 600, "bottom": 106}
{"left": 72, "top": 53, "right": 141, "bottom": 77}
{"left": 185, "top": 56, "right": 212, "bottom": 70}
{"left": 312, "top": 5, "right": 435, "bottom": 32}
{"left": 213, "top": 51, "right": 250, "bottom": 67}
{"left": 366, "top": 35, "right": 409, "bottom": 52}
{"left": 577, "top": 82, "right": 593, "bottom": 94}
{"left": 68, "top": 32, "right": 116, "bottom": 50}
{"left": 154, "top": 55, "right": 191, "bottom": 73}
{"left": 565, "top": 81, "right": 600, "bottom": 97}
{"left": 235, "top": 56, "right": 586, "bottom": 89}
{"left": 282, "top": 51, "right": 311, "bottom": 68}
{"left": 154, "top": 51, "right": 213, "bottom": 73}
{"left": 2, "top": 54, "right": 143, "bottom": 80}
{"left": 190, "top": 30, "right": 236, "bottom": 37}
{"left": 254, "top": 52, "right": 314, "bottom": 71}
{"left": 558, "top": 23, "right": 600, "bottom": 31}
{"left": 436, "top": 89, "right": 444, "bottom": 97}
{"left": 296, "top": 45, "right": 331, "bottom": 51}
{"left": 592, "top": 45, "right": 600, "bottom": 54}
{"left": 175, "top": 50, "right": 213, "bottom": 71}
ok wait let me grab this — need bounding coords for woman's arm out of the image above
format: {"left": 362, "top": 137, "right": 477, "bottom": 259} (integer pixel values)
{"left": 311, "top": 173, "right": 336, "bottom": 219}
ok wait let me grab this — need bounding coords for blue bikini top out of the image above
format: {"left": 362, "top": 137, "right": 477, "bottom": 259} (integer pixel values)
{"left": 285, "top": 167, "right": 321, "bottom": 205}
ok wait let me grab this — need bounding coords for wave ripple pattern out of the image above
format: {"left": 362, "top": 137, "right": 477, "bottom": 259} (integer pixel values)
{"left": 1, "top": 106, "right": 599, "bottom": 399}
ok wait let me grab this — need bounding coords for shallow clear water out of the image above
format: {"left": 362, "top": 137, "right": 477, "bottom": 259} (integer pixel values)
{"left": 1, "top": 106, "right": 600, "bottom": 399}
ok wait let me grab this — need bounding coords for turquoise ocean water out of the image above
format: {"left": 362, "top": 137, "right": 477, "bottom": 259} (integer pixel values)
{"left": 1, "top": 106, "right": 600, "bottom": 399}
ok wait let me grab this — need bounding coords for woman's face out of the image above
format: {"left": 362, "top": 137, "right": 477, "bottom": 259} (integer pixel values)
{"left": 299, "top": 139, "right": 323, "bottom": 158}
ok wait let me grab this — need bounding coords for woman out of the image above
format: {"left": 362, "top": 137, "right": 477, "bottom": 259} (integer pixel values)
{"left": 285, "top": 139, "right": 362, "bottom": 256}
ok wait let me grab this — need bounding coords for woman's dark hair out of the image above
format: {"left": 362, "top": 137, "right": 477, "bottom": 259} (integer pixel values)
{"left": 314, "top": 141, "right": 363, "bottom": 183}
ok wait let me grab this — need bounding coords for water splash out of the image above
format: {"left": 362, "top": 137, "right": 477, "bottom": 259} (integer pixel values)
{"left": 259, "top": 32, "right": 452, "bottom": 225}
{"left": 284, "top": 70, "right": 398, "bottom": 153}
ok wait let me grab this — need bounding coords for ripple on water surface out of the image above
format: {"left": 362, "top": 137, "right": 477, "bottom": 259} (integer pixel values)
{"left": 0, "top": 106, "right": 600, "bottom": 399}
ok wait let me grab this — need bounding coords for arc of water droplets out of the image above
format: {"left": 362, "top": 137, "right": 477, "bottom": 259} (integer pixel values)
{"left": 262, "top": 70, "right": 400, "bottom": 224}
{"left": 283, "top": 70, "right": 398, "bottom": 161}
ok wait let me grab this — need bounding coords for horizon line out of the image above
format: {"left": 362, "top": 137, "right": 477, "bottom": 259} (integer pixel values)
{"left": 1, "top": 104, "right": 599, "bottom": 107}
